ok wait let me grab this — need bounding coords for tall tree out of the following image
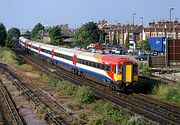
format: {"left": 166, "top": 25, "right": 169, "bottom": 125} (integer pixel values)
{"left": 0, "top": 23, "right": 7, "bottom": 46}
{"left": 99, "top": 31, "right": 105, "bottom": 44}
{"left": 49, "top": 25, "right": 63, "bottom": 45}
{"left": 125, "top": 33, "right": 130, "bottom": 48}
{"left": 31, "top": 23, "right": 45, "bottom": 40}
{"left": 72, "top": 22, "right": 101, "bottom": 47}
{"left": 112, "top": 32, "right": 117, "bottom": 45}
{"left": 6, "top": 27, "right": 20, "bottom": 48}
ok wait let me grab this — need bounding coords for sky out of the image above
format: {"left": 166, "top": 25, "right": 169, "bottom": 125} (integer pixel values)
{"left": 0, "top": 0, "right": 179, "bottom": 30}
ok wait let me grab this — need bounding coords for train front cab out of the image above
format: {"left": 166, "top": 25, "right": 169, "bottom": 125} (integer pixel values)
{"left": 114, "top": 62, "right": 138, "bottom": 89}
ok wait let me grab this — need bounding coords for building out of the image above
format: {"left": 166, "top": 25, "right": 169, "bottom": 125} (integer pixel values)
{"left": 98, "top": 19, "right": 180, "bottom": 46}
{"left": 98, "top": 20, "right": 144, "bottom": 46}
{"left": 42, "top": 24, "right": 72, "bottom": 43}
{"left": 145, "top": 20, "right": 180, "bottom": 39}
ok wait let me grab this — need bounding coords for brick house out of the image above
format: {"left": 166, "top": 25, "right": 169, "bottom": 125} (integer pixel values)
{"left": 145, "top": 20, "right": 180, "bottom": 39}
{"left": 98, "top": 20, "right": 144, "bottom": 46}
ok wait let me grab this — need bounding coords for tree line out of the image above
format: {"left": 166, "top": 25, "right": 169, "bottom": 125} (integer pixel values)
{"left": 0, "top": 22, "right": 149, "bottom": 51}
{"left": 31, "top": 22, "right": 106, "bottom": 47}
{"left": 0, "top": 23, "right": 20, "bottom": 48}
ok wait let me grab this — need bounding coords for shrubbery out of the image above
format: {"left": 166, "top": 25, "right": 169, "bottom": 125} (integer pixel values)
{"left": 166, "top": 88, "right": 180, "bottom": 102}
{"left": 93, "top": 101, "right": 128, "bottom": 124}
{"left": 92, "top": 100, "right": 149, "bottom": 124}
{"left": 88, "top": 115, "right": 105, "bottom": 125}
{"left": 47, "top": 77, "right": 94, "bottom": 102}
{"left": 127, "top": 115, "right": 146, "bottom": 125}
{"left": 75, "top": 86, "right": 94, "bottom": 103}
{"left": 138, "top": 62, "right": 150, "bottom": 77}
{"left": 152, "top": 82, "right": 180, "bottom": 104}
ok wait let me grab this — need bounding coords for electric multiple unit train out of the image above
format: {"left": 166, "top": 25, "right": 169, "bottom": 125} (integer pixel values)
{"left": 19, "top": 37, "right": 138, "bottom": 90}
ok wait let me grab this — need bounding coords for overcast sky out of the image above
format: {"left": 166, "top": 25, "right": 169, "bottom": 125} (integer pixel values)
{"left": 0, "top": 0, "right": 179, "bottom": 29}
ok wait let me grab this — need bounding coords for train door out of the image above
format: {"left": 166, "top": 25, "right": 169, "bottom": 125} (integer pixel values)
{"left": 123, "top": 63, "right": 133, "bottom": 83}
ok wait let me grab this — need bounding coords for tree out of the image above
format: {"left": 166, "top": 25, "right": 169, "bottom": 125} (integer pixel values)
{"left": 99, "top": 31, "right": 105, "bottom": 44}
{"left": 72, "top": 22, "right": 101, "bottom": 47}
{"left": 31, "top": 23, "right": 45, "bottom": 40}
{"left": 0, "top": 23, "right": 7, "bottom": 46}
{"left": 6, "top": 27, "right": 20, "bottom": 48}
{"left": 112, "top": 32, "right": 117, "bottom": 45}
{"left": 125, "top": 33, "right": 130, "bottom": 48}
{"left": 49, "top": 25, "right": 63, "bottom": 45}
{"left": 137, "top": 39, "right": 150, "bottom": 51}
{"left": 23, "top": 30, "right": 31, "bottom": 40}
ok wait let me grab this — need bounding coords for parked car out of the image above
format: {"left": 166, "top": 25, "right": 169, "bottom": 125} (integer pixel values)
{"left": 110, "top": 47, "right": 122, "bottom": 54}
{"left": 88, "top": 48, "right": 97, "bottom": 53}
{"left": 95, "top": 50, "right": 105, "bottom": 54}
{"left": 114, "top": 48, "right": 122, "bottom": 54}
{"left": 135, "top": 53, "right": 148, "bottom": 61}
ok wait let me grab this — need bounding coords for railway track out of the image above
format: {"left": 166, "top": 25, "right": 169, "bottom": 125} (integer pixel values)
{"left": 0, "top": 63, "right": 81, "bottom": 125}
{"left": 15, "top": 48, "right": 180, "bottom": 124}
{"left": 0, "top": 79, "right": 24, "bottom": 125}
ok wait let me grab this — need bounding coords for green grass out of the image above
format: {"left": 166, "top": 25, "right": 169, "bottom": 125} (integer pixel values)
{"left": 152, "top": 83, "right": 180, "bottom": 104}
{"left": 92, "top": 100, "right": 151, "bottom": 125}
{"left": 75, "top": 86, "right": 94, "bottom": 103}
{"left": 0, "top": 47, "right": 18, "bottom": 65}
{"left": 88, "top": 115, "right": 105, "bottom": 125}
{"left": 127, "top": 115, "right": 151, "bottom": 125}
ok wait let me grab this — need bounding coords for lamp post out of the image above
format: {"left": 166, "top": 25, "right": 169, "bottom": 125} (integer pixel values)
{"left": 140, "top": 17, "right": 144, "bottom": 40}
{"left": 133, "top": 13, "right": 136, "bottom": 25}
{"left": 140, "top": 17, "right": 143, "bottom": 26}
{"left": 170, "top": 8, "right": 174, "bottom": 22}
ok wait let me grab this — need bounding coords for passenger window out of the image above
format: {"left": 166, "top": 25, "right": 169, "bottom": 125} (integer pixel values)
{"left": 106, "top": 65, "right": 112, "bottom": 71}
{"left": 97, "top": 63, "right": 100, "bottom": 69}
{"left": 92, "top": 62, "right": 96, "bottom": 67}
{"left": 116, "top": 64, "right": 121, "bottom": 74}
{"left": 87, "top": 61, "right": 90, "bottom": 66}
{"left": 101, "top": 64, "right": 105, "bottom": 70}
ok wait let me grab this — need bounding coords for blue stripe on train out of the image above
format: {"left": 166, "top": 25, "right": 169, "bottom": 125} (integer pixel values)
{"left": 30, "top": 49, "right": 115, "bottom": 84}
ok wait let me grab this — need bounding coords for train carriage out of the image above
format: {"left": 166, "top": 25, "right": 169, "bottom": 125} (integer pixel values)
{"left": 19, "top": 37, "right": 138, "bottom": 90}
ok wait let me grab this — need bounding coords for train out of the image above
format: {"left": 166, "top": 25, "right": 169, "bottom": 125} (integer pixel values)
{"left": 19, "top": 37, "right": 138, "bottom": 90}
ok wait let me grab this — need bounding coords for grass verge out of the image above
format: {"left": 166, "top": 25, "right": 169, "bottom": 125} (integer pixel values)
{"left": 152, "top": 82, "right": 180, "bottom": 104}
{"left": 0, "top": 47, "right": 19, "bottom": 65}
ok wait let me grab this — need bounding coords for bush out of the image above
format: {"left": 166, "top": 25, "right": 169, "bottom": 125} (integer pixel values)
{"left": 111, "top": 110, "right": 128, "bottom": 123}
{"left": 138, "top": 62, "right": 144, "bottom": 70}
{"left": 48, "top": 76, "right": 59, "bottom": 86}
{"left": 75, "top": 86, "right": 94, "bottom": 103}
{"left": 56, "top": 81, "right": 76, "bottom": 96}
{"left": 88, "top": 115, "right": 105, "bottom": 125}
{"left": 92, "top": 101, "right": 129, "bottom": 123}
{"left": 141, "top": 63, "right": 150, "bottom": 77}
{"left": 127, "top": 115, "right": 146, "bottom": 125}
{"left": 152, "top": 83, "right": 180, "bottom": 104}
{"left": 165, "top": 88, "right": 180, "bottom": 103}
{"left": 152, "top": 84, "right": 168, "bottom": 97}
